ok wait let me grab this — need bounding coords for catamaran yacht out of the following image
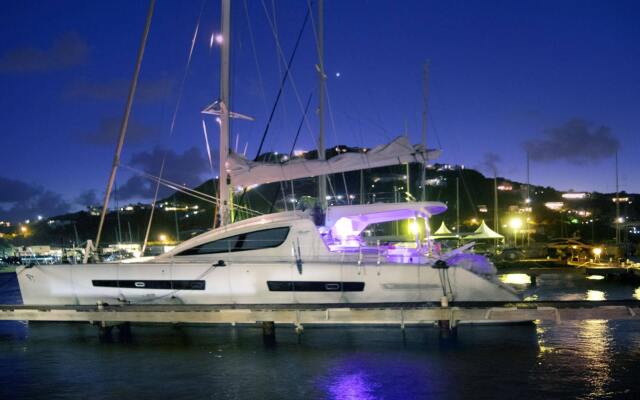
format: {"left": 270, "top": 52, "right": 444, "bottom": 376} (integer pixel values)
{"left": 16, "top": 0, "right": 518, "bottom": 306}
{"left": 17, "top": 202, "right": 518, "bottom": 305}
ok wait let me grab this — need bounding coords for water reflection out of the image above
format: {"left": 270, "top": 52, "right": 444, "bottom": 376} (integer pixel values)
{"left": 586, "top": 275, "right": 605, "bottom": 281}
{"left": 328, "top": 371, "right": 379, "bottom": 400}
{"left": 586, "top": 290, "right": 606, "bottom": 301}
{"left": 634, "top": 287, "right": 640, "bottom": 300}
{"left": 499, "top": 273, "right": 531, "bottom": 285}
{"left": 578, "top": 320, "right": 613, "bottom": 398}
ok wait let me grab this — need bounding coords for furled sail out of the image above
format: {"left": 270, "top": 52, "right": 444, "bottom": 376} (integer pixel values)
{"left": 227, "top": 136, "right": 440, "bottom": 188}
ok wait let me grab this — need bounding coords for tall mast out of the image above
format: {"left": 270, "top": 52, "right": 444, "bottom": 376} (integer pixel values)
{"left": 493, "top": 169, "right": 499, "bottom": 233}
{"left": 218, "top": 0, "right": 231, "bottom": 226}
{"left": 526, "top": 151, "right": 530, "bottom": 247}
{"left": 420, "top": 61, "right": 430, "bottom": 202}
{"left": 317, "top": 0, "right": 327, "bottom": 208}
{"left": 95, "top": 0, "right": 155, "bottom": 252}
{"left": 615, "top": 150, "right": 620, "bottom": 245}
{"left": 455, "top": 177, "right": 460, "bottom": 235}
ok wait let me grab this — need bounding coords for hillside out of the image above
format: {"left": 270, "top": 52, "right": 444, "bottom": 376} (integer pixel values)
{"left": 3, "top": 162, "right": 637, "bottom": 248}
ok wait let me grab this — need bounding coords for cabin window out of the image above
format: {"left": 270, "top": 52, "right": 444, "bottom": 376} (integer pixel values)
{"left": 176, "top": 227, "right": 290, "bottom": 256}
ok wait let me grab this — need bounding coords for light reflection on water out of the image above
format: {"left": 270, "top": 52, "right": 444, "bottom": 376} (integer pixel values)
{"left": 499, "top": 273, "right": 531, "bottom": 285}
{"left": 327, "top": 371, "right": 379, "bottom": 400}
{"left": 586, "top": 290, "right": 606, "bottom": 301}
{"left": 579, "top": 320, "right": 612, "bottom": 399}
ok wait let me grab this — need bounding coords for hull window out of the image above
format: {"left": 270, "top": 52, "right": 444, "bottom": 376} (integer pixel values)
{"left": 267, "top": 281, "right": 365, "bottom": 292}
{"left": 176, "top": 227, "right": 290, "bottom": 256}
{"left": 92, "top": 280, "right": 206, "bottom": 290}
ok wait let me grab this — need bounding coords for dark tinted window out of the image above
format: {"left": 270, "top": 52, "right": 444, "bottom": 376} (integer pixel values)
{"left": 176, "top": 227, "right": 289, "bottom": 256}
{"left": 240, "top": 228, "right": 289, "bottom": 251}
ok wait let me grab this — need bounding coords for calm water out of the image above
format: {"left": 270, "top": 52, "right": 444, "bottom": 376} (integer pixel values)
{"left": 1, "top": 270, "right": 640, "bottom": 400}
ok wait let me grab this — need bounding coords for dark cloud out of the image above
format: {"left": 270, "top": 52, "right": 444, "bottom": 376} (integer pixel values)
{"left": 74, "top": 189, "right": 100, "bottom": 208}
{"left": 65, "top": 78, "right": 174, "bottom": 103}
{"left": 0, "top": 32, "right": 88, "bottom": 73}
{"left": 524, "top": 119, "right": 619, "bottom": 164}
{"left": 480, "top": 152, "right": 501, "bottom": 175}
{"left": 82, "top": 117, "right": 160, "bottom": 146}
{"left": 0, "top": 177, "right": 41, "bottom": 203}
{"left": 118, "top": 147, "right": 211, "bottom": 200}
{"left": 0, "top": 177, "right": 70, "bottom": 222}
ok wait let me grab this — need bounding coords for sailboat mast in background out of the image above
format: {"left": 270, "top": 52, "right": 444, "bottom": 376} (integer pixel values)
{"left": 95, "top": 0, "right": 156, "bottom": 251}
{"left": 420, "top": 61, "right": 430, "bottom": 202}
{"left": 317, "top": 0, "right": 327, "bottom": 209}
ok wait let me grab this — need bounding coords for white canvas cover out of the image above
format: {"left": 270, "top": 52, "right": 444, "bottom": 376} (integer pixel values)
{"left": 463, "top": 220, "right": 504, "bottom": 240}
{"left": 325, "top": 202, "right": 447, "bottom": 236}
{"left": 227, "top": 136, "right": 441, "bottom": 188}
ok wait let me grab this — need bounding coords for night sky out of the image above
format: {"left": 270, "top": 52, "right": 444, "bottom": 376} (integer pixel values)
{"left": 1, "top": 0, "right": 639, "bottom": 222}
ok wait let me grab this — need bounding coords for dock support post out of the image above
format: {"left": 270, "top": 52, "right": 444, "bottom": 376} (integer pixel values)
{"left": 98, "top": 324, "right": 113, "bottom": 342}
{"left": 530, "top": 273, "right": 538, "bottom": 288}
{"left": 438, "top": 319, "right": 457, "bottom": 340}
{"left": 117, "top": 322, "right": 132, "bottom": 342}
{"left": 262, "top": 321, "right": 276, "bottom": 345}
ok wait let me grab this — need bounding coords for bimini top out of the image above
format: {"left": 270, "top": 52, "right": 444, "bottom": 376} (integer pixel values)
{"left": 325, "top": 202, "right": 447, "bottom": 237}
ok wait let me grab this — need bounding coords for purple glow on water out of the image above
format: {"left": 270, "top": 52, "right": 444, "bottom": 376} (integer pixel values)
{"left": 328, "top": 371, "right": 379, "bottom": 400}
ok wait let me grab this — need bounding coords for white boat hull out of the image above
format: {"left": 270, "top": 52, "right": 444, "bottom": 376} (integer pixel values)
{"left": 16, "top": 262, "right": 518, "bottom": 305}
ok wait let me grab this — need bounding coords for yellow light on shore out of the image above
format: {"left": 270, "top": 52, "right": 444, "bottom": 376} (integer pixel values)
{"left": 20, "top": 226, "right": 28, "bottom": 234}
{"left": 159, "top": 234, "right": 167, "bottom": 242}
{"left": 592, "top": 247, "right": 603, "bottom": 256}
{"left": 509, "top": 217, "right": 523, "bottom": 230}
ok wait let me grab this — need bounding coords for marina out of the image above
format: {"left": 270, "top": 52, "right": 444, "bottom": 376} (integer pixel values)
{"left": 1, "top": 0, "right": 640, "bottom": 398}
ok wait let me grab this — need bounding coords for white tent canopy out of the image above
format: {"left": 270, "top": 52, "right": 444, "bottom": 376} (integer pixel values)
{"left": 227, "top": 136, "right": 441, "bottom": 188}
{"left": 463, "top": 220, "right": 504, "bottom": 240}
{"left": 432, "top": 221, "right": 458, "bottom": 238}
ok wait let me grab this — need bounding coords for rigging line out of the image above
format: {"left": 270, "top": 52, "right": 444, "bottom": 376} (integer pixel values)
{"left": 260, "top": 0, "right": 320, "bottom": 152}
{"left": 457, "top": 168, "right": 479, "bottom": 220}
{"left": 95, "top": 0, "right": 155, "bottom": 252}
{"left": 202, "top": 121, "right": 217, "bottom": 194}
{"left": 242, "top": 0, "right": 269, "bottom": 118}
{"left": 305, "top": 0, "right": 340, "bottom": 147}
{"left": 428, "top": 110, "right": 443, "bottom": 149}
{"left": 122, "top": 165, "right": 262, "bottom": 215}
{"left": 254, "top": 5, "right": 310, "bottom": 159}
{"left": 288, "top": 92, "right": 313, "bottom": 157}
{"left": 142, "top": 0, "right": 205, "bottom": 253}
{"left": 271, "top": 0, "right": 289, "bottom": 139}
{"left": 264, "top": 91, "right": 313, "bottom": 215}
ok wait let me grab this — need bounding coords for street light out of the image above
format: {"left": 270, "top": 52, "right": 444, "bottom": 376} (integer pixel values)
{"left": 593, "top": 247, "right": 602, "bottom": 262}
{"left": 509, "top": 217, "right": 523, "bottom": 246}
{"left": 159, "top": 234, "right": 167, "bottom": 242}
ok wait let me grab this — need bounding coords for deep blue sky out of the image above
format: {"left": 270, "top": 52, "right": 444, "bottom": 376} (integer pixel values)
{"left": 1, "top": 0, "right": 639, "bottom": 221}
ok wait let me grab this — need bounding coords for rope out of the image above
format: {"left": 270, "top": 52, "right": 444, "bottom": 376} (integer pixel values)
{"left": 122, "top": 165, "right": 263, "bottom": 216}
{"left": 260, "top": 0, "right": 320, "bottom": 151}
{"left": 254, "top": 5, "right": 310, "bottom": 159}
{"left": 142, "top": 0, "right": 205, "bottom": 254}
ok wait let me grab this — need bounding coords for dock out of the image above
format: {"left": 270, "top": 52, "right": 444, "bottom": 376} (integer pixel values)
{"left": 2, "top": 301, "right": 639, "bottom": 340}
